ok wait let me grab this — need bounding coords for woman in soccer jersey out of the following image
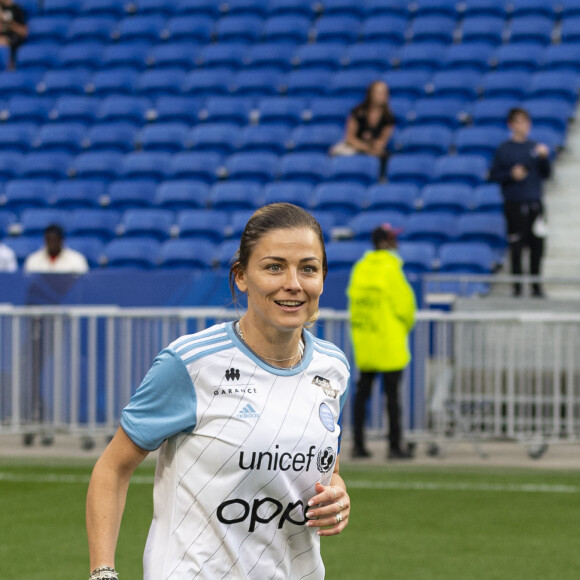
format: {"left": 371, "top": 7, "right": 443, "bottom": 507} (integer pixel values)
{"left": 86, "top": 203, "right": 351, "bottom": 580}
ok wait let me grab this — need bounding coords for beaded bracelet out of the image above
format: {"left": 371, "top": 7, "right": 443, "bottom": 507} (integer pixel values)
{"left": 89, "top": 566, "right": 118, "bottom": 580}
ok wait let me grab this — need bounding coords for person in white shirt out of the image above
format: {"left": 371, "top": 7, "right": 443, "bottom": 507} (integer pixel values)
{"left": 0, "top": 240, "right": 17, "bottom": 271}
{"left": 86, "top": 203, "right": 351, "bottom": 580}
{"left": 23, "top": 224, "right": 88, "bottom": 274}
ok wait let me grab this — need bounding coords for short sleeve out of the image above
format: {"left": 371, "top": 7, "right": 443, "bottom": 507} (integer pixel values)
{"left": 121, "top": 348, "right": 197, "bottom": 451}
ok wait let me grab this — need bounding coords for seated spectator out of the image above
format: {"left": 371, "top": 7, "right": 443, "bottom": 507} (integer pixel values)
{"left": 330, "top": 80, "right": 395, "bottom": 180}
{"left": 24, "top": 224, "right": 89, "bottom": 274}
{"left": 0, "top": 0, "right": 28, "bottom": 68}
{"left": 0, "top": 238, "right": 17, "bottom": 271}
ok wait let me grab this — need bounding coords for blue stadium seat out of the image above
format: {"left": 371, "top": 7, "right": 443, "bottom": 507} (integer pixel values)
{"left": 560, "top": 0, "right": 580, "bottom": 18}
{"left": 433, "top": 155, "right": 489, "bottom": 186}
{"left": 390, "top": 97, "right": 414, "bottom": 126}
{"left": 526, "top": 71, "right": 580, "bottom": 104}
{"left": 262, "top": 15, "right": 312, "bottom": 44}
{"left": 325, "top": 240, "right": 369, "bottom": 271}
{"left": 288, "top": 124, "right": 342, "bottom": 153}
{"left": 542, "top": 43, "right": 580, "bottom": 73}
{"left": 198, "top": 96, "right": 253, "bottom": 126}
{"left": 223, "top": 152, "right": 279, "bottom": 183}
{"left": 33, "top": 122, "right": 86, "bottom": 154}
{"left": 267, "top": 0, "right": 316, "bottom": 18}
{"left": 1, "top": 96, "right": 54, "bottom": 124}
{"left": 147, "top": 42, "right": 200, "bottom": 70}
{"left": 387, "top": 153, "right": 437, "bottom": 186}
{"left": 438, "top": 241, "right": 495, "bottom": 273}
{"left": 71, "top": 151, "right": 124, "bottom": 181}
{"left": 480, "top": 71, "right": 532, "bottom": 99}
{"left": 215, "top": 15, "right": 264, "bottom": 43}
{"left": 52, "top": 180, "right": 106, "bottom": 209}
{"left": 231, "top": 69, "right": 284, "bottom": 96}
{"left": 382, "top": 70, "right": 430, "bottom": 100}
{"left": 210, "top": 181, "right": 263, "bottom": 211}
{"left": 460, "top": 15, "right": 505, "bottom": 46}
{"left": 462, "top": 0, "right": 506, "bottom": 18}
{"left": 344, "top": 42, "right": 396, "bottom": 71}
{"left": 395, "top": 125, "right": 454, "bottom": 156}
{"left": 365, "top": 0, "right": 406, "bottom": 18}
{"left": 97, "top": 95, "right": 153, "bottom": 125}
{"left": 104, "top": 238, "right": 161, "bottom": 269}
{"left": 227, "top": 209, "right": 256, "bottom": 238}
{"left": 395, "top": 43, "right": 447, "bottom": 72}
{"left": 278, "top": 152, "right": 331, "bottom": 183}
{"left": 408, "top": 15, "right": 457, "bottom": 44}
{"left": 283, "top": 70, "right": 332, "bottom": 97}
{"left": 59, "top": 41, "right": 104, "bottom": 70}
{"left": 169, "top": 151, "right": 223, "bottom": 183}
{"left": 121, "top": 152, "right": 172, "bottom": 182}
{"left": 313, "top": 15, "right": 361, "bottom": 44}
{"left": 87, "top": 68, "right": 140, "bottom": 96}
{"left": 101, "top": 41, "right": 153, "bottom": 71}
{"left": 154, "top": 180, "right": 210, "bottom": 210}
{"left": 319, "top": 0, "right": 369, "bottom": 18}
{"left": 19, "top": 152, "right": 72, "bottom": 180}
{"left": 20, "top": 208, "right": 72, "bottom": 236}
{"left": 523, "top": 98, "right": 572, "bottom": 133}
{"left": 212, "top": 238, "right": 241, "bottom": 268}
{"left": 0, "top": 70, "right": 41, "bottom": 98}
{"left": 189, "top": 123, "right": 241, "bottom": 155}
{"left": 51, "top": 95, "right": 100, "bottom": 124}
{"left": 68, "top": 208, "right": 121, "bottom": 241}
{"left": 137, "top": 123, "right": 191, "bottom": 152}
{"left": 509, "top": 0, "right": 557, "bottom": 19}
{"left": 0, "top": 122, "right": 37, "bottom": 153}
{"left": 158, "top": 238, "right": 216, "bottom": 270}
{"left": 293, "top": 43, "right": 347, "bottom": 71}
{"left": 133, "top": 0, "right": 177, "bottom": 17}
{"left": 27, "top": 16, "right": 72, "bottom": 44}
{"left": 361, "top": 15, "right": 408, "bottom": 45}
{"left": 328, "top": 155, "right": 380, "bottom": 185}
{"left": 198, "top": 43, "right": 249, "bottom": 70}
{"left": 136, "top": 69, "right": 187, "bottom": 97}
{"left": 472, "top": 183, "right": 503, "bottom": 213}
{"left": 43, "top": 0, "right": 82, "bottom": 17}
{"left": 560, "top": 15, "right": 580, "bottom": 44}
{"left": 238, "top": 124, "right": 291, "bottom": 154}
{"left": 182, "top": 69, "right": 235, "bottom": 96}
{"left": 244, "top": 43, "right": 297, "bottom": 71}
{"left": 225, "top": 0, "right": 269, "bottom": 17}
{"left": 427, "top": 70, "right": 482, "bottom": 101}
{"left": 366, "top": 183, "right": 420, "bottom": 213}
{"left": 65, "top": 235, "right": 105, "bottom": 267}
{"left": 456, "top": 212, "right": 507, "bottom": 251}
{"left": 16, "top": 43, "right": 62, "bottom": 71}
{"left": 0, "top": 153, "right": 24, "bottom": 182}
{"left": 84, "top": 123, "right": 138, "bottom": 153}
{"left": 120, "top": 208, "right": 174, "bottom": 241}
{"left": 262, "top": 182, "right": 312, "bottom": 207}
{"left": 3, "top": 179, "right": 53, "bottom": 210}
{"left": 174, "top": 0, "right": 221, "bottom": 18}
{"left": 3, "top": 236, "right": 42, "bottom": 265}
{"left": 410, "top": 98, "right": 470, "bottom": 129}
{"left": 443, "top": 43, "right": 493, "bottom": 73}
{"left": 329, "top": 69, "right": 381, "bottom": 99}
{"left": 163, "top": 16, "right": 215, "bottom": 43}
{"left": 305, "top": 96, "right": 355, "bottom": 125}
{"left": 112, "top": 15, "right": 166, "bottom": 43}
{"left": 66, "top": 16, "right": 117, "bottom": 43}
{"left": 155, "top": 96, "right": 205, "bottom": 124}
{"left": 309, "top": 210, "right": 336, "bottom": 240}
{"left": 508, "top": 16, "right": 554, "bottom": 46}
{"left": 471, "top": 98, "right": 520, "bottom": 126}
{"left": 400, "top": 212, "right": 459, "bottom": 245}
{"left": 398, "top": 241, "right": 437, "bottom": 273}
{"left": 420, "top": 184, "right": 475, "bottom": 214}
{"left": 37, "top": 69, "right": 92, "bottom": 96}
{"left": 177, "top": 209, "right": 229, "bottom": 242}
{"left": 454, "top": 126, "right": 509, "bottom": 160}
{"left": 82, "top": 0, "right": 128, "bottom": 18}
{"left": 106, "top": 179, "right": 158, "bottom": 209}
{"left": 311, "top": 182, "right": 367, "bottom": 223}
{"left": 492, "top": 43, "right": 545, "bottom": 72}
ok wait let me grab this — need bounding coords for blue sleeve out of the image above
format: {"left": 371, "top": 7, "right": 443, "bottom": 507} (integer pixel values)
{"left": 337, "top": 376, "right": 351, "bottom": 454}
{"left": 120, "top": 348, "right": 197, "bottom": 451}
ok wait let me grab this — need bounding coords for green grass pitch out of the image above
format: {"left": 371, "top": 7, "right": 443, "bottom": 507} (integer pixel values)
{"left": 0, "top": 460, "right": 579, "bottom": 579}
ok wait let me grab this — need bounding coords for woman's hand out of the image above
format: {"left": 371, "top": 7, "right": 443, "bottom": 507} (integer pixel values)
{"left": 305, "top": 481, "right": 350, "bottom": 536}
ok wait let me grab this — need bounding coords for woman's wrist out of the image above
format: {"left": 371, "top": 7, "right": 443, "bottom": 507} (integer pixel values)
{"left": 89, "top": 565, "right": 118, "bottom": 580}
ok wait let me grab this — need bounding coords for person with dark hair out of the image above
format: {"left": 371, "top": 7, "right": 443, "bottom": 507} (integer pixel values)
{"left": 489, "top": 107, "right": 551, "bottom": 297}
{"left": 330, "top": 80, "right": 396, "bottom": 179}
{"left": 0, "top": 0, "right": 28, "bottom": 68}
{"left": 86, "top": 203, "right": 351, "bottom": 580}
{"left": 347, "top": 224, "right": 416, "bottom": 460}
{"left": 24, "top": 224, "right": 88, "bottom": 274}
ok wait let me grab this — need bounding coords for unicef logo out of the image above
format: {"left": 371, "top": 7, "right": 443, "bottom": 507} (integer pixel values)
{"left": 316, "top": 447, "right": 336, "bottom": 473}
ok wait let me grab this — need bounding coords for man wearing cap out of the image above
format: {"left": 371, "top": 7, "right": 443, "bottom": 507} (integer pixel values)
{"left": 347, "top": 224, "right": 416, "bottom": 460}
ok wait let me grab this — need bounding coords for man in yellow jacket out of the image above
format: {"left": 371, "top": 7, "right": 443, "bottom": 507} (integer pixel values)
{"left": 347, "top": 224, "right": 416, "bottom": 459}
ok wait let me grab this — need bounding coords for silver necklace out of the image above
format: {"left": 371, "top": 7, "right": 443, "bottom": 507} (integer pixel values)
{"left": 236, "top": 321, "right": 304, "bottom": 364}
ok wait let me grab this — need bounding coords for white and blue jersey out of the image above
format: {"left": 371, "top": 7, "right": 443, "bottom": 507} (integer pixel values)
{"left": 121, "top": 321, "right": 350, "bottom": 580}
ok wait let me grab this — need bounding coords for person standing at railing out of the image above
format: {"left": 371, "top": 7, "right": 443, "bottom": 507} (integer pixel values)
{"left": 489, "top": 107, "right": 551, "bottom": 298}
{"left": 347, "top": 224, "right": 416, "bottom": 460}
{"left": 0, "top": 0, "right": 28, "bottom": 68}
{"left": 86, "top": 203, "right": 351, "bottom": 580}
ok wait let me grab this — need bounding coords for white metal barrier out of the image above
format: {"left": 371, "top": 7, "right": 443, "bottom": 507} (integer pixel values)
{"left": 0, "top": 306, "right": 579, "bottom": 456}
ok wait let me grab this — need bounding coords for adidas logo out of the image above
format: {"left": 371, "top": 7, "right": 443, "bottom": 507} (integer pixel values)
{"left": 237, "top": 403, "right": 260, "bottom": 419}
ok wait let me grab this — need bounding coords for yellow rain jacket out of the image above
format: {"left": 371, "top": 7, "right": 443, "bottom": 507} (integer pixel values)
{"left": 347, "top": 249, "right": 416, "bottom": 371}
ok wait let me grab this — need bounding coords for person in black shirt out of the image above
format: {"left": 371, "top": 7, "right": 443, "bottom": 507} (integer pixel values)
{"left": 330, "top": 80, "right": 396, "bottom": 180}
{"left": 0, "top": 0, "right": 28, "bottom": 68}
{"left": 489, "top": 107, "right": 551, "bottom": 297}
